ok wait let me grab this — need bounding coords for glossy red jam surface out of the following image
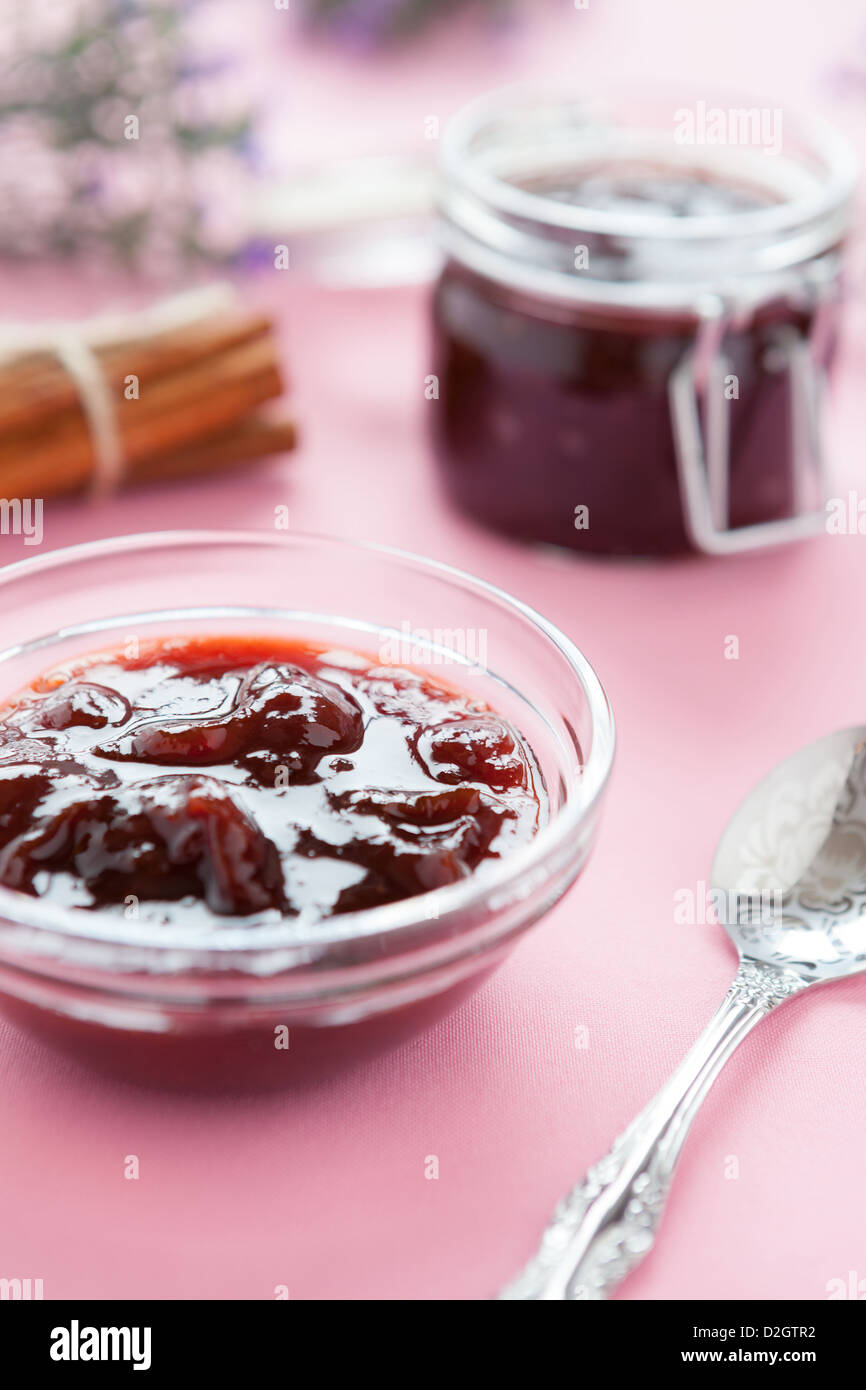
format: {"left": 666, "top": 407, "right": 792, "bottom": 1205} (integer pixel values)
{"left": 0, "top": 637, "right": 543, "bottom": 925}
{"left": 432, "top": 161, "right": 832, "bottom": 556}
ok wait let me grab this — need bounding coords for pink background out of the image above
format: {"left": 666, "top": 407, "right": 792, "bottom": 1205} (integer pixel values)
{"left": 1, "top": 0, "right": 866, "bottom": 1300}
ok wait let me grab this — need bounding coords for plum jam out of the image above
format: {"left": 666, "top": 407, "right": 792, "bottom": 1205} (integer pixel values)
{"left": 433, "top": 91, "right": 854, "bottom": 556}
{"left": 0, "top": 636, "right": 543, "bottom": 925}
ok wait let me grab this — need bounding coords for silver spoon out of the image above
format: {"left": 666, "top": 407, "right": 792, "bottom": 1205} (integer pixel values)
{"left": 501, "top": 726, "right": 866, "bottom": 1300}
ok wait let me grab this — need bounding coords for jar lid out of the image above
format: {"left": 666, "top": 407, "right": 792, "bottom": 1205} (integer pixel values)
{"left": 438, "top": 83, "right": 859, "bottom": 314}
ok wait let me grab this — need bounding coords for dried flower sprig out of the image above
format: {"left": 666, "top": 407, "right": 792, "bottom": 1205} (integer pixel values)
{"left": 0, "top": 0, "right": 256, "bottom": 274}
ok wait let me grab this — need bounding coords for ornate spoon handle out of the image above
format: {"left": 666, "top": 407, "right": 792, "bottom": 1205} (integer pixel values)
{"left": 499, "top": 959, "right": 808, "bottom": 1300}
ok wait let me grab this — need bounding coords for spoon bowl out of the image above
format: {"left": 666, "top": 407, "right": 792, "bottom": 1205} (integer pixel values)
{"left": 712, "top": 726, "right": 866, "bottom": 981}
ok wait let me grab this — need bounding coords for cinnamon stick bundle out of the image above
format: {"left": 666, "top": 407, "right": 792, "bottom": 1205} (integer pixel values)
{"left": 0, "top": 294, "right": 295, "bottom": 499}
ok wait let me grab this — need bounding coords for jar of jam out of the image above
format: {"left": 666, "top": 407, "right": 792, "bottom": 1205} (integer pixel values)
{"left": 431, "top": 86, "right": 858, "bottom": 556}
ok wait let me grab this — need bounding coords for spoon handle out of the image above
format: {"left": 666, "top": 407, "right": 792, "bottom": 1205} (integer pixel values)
{"left": 499, "top": 958, "right": 807, "bottom": 1300}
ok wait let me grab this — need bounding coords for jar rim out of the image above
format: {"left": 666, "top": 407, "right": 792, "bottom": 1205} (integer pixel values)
{"left": 438, "top": 81, "right": 859, "bottom": 311}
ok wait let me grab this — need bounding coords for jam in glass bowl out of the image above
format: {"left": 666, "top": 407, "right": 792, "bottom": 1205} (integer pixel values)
{"left": 431, "top": 84, "right": 857, "bottom": 557}
{"left": 0, "top": 532, "right": 613, "bottom": 1085}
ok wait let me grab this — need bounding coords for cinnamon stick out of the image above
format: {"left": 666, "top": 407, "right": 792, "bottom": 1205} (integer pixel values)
{"left": 0, "top": 293, "right": 295, "bottom": 500}
{"left": 0, "top": 335, "right": 283, "bottom": 496}
{"left": 128, "top": 416, "right": 297, "bottom": 486}
{"left": 0, "top": 311, "right": 275, "bottom": 436}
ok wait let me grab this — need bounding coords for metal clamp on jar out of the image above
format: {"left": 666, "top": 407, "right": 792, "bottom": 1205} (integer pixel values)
{"left": 431, "top": 85, "right": 857, "bottom": 557}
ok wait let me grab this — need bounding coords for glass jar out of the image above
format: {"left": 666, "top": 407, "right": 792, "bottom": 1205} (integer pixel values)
{"left": 430, "top": 85, "right": 858, "bottom": 557}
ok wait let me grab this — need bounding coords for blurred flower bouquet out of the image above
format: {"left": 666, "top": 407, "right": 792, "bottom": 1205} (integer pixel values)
{"left": 0, "top": 0, "right": 256, "bottom": 275}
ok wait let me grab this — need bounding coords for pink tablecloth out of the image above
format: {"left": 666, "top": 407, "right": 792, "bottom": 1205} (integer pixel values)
{"left": 2, "top": 0, "right": 866, "bottom": 1302}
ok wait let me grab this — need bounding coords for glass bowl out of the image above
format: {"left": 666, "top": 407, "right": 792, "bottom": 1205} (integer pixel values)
{"left": 0, "top": 531, "right": 614, "bottom": 1085}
